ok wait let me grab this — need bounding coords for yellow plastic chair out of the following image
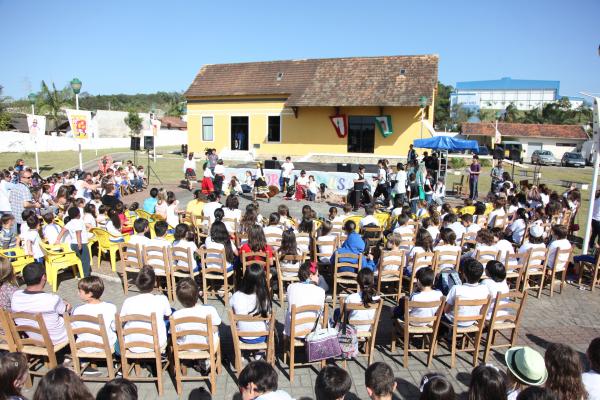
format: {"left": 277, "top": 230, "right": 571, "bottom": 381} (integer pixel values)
{"left": 40, "top": 243, "right": 84, "bottom": 292}
{"left": 374, "top": 211, "right": 391, "bottom": 229}
{"left": 90, "top": 228, "right": 125, "bottom": 272}
{"left": 135, "top": 209, "right": 153, "bottom": 221}
{"left": 0, "top": 248, "right": 34, "bottom": 276}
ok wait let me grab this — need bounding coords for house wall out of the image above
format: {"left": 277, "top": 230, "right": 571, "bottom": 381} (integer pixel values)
{"left": 186, "top": 97, "right": 434, "bottom": 158}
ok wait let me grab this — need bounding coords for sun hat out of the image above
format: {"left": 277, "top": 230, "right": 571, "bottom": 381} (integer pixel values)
{"left": 529, "top": 224, "right": 544, "bottom": 238}
{"left": 505, "top": 346, "right": 547, "bottom": 386}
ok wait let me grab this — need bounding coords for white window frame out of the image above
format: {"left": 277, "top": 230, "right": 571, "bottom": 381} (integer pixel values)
{"left": 266, "top": 114, "right": 282, "bottom": 143}
{"left": 201, "top": 115, "right": 214, "bottom": 142}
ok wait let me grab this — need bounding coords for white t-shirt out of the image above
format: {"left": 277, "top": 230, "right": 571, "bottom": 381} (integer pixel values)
{"left": 23, "top": 229, "right": 44, "bottom": 259}
{"left": 145, "top": 237, "right": 172, "bottom": 267}
{"left": 43, "top": 223, "right": 63, "bottom": 244}
{"left": 296, "top": 175, "right": 309, "bottom": 186}
{"left": 120, "top": 293, "right": 172, "bottom": 353}
{"left": 395, "top": 171, "right": 407, "bottom": 194}
{"left": 172, "top": 304, "right": 221, "bottom": 347}
{"left": 547, "top": 238, "right": 571, "bottom": 270}
{"left": 508, "top": 219, "right": 526, "bottom": 244}
{"left": 406, "top": 246, "right": 432, "bottom": 275}
{"left": 582, "top": 371, "right": 600, "bottom": 400}
{"left": 11, "top": 290, "right": 68, "bottom": 344}
{"left": 172, "top": 239, "right": 198, "bottom": 269}
{"left": 296, "top": 234, "right": 310, "bottom": 255}
{"left": 380, "top": 250, "right": 405, "bottom": 271}
{"left": 284, "top": 282, "right": 325, "bottom": 337}
{"left": 281, "top": 162, "right": 295, "bottom": 178}
{"left": 316, "top": 234, "right": 336, "bottom": 263}
{"left": 345, "top": 292, "right": 380, "bottom": 332}
{"left": 488, "top": 209, "right": 506, "bottom": 228}
{"left": 230, "top": 291, "right": 269, "bottom": 341}
{"left": 481, "top": 279, "right": 509, "bottom": 319}
{"left": 204, "top": 237, "right": 233, "bottom": 269}
{"left": 214, "top": 164, "right": 225, "bottom": 176}
{"left": 466, "top": 223, "right": 481, "bottom": 234}
{"left": 426, "top": 226, "right": 440, "bottom": 240}
{"left": 447, "top": 222, "right": 466, "bottom": 245}
{"left": 223, "top": 208, "right": 242, "bottom": 232}
{"left": 105, "top": 220, "right": 122, "bottom": 238}
{"left": 377, "top": 168, "right": 387, "bottom": 184}
{"left": 445, "top": 283, "right": 489, "bottom": 326}
{"left": 308, "top": 180, "right": 319, "bottom": 193}
{"left": 409, "top": 290, "right": 443, "bottom": 325}
{"left": 518, "top": 242, "right": 546, "bottom": 268}
{"left": 72, "top": 302, "right": 118, "bottom": 352}
{"left": 65, "top": 218, "right": 89, "bottom": 244}
{"left": 393, "top": 225, "right": 414, "bottom": 239}
{"left": 203, "top": 201, "right": 222, "bottom": 224}
{"left": 593, "top": 197, "right": 600, "bottom": 222}
{"left": 359, "top": 215, "right": 379, "bottom": 228}
{"left": 494, "top": 239, "right": 515, "bottom": 263}
{"left": 83, "top": 213, "right": 97, "bottom": 228}
{"left": 166, "top": 202, "right": 180, "bottom": 228}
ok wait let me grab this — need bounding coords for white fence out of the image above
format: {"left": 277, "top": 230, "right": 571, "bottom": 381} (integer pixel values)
{"left": 0, "top": 130, "right": 187, "bottom": 152}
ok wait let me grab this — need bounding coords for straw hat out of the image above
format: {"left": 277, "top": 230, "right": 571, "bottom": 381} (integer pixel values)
{"left": 505, "top": 346, "right": 547, "bottom": 386}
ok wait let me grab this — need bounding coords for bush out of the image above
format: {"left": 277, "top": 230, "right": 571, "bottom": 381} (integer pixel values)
{"left": 449, "top": 157, "right": 466, "bottom": 169}
{"left": 479, "top": 159, "right": 492, "bottom": 167}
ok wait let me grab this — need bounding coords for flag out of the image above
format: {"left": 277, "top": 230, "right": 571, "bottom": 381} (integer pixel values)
{"left": 26, "top": 114, "right": 46, "bottom": 140}
{"left": 494, "top": 121, "right": 502, "bottom": 145}
{"left": 151, "top": 118, "right": 161, "bottom": 136}
{"left": 66, "top": 109, "right": 92, "bottom": 139}
{"left": 375, "top": 115, "right": 393, "bottom": 137}
{"left": 329, "top": 115, "right": 348, "bottom": 138}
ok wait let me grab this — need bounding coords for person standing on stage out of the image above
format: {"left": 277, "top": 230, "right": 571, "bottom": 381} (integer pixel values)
{"left": 280, "top": 157, "right": 294, "bottom": 192}
{"left": 490, "top": 160, "right": 504, "bottom": 193}
{"left": 469, "top": 155, "right": 481, "bottom": 200}
{"left": 407, "top": 144, "right": 417, "bottom": 165}
{"left": 372, "top": 160, "right": 390, "bottom": 207}
{"left": 352, "top": 165, "right": 366, "bottom": 211}
{"left": 183, "top": 152, "right": 197, "bottom": 191}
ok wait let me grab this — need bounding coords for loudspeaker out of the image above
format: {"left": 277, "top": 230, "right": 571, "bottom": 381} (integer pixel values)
{"left": 144, "top": 136, "right": 154, "bottom": 150}
{"left": 264, "top": 159, "right": 280, "bottom": 169}
{"left": 337, "top": 163, "right": 352, "bottom": 172}
{"left": 493, "top": 146, "right": 504, "bottom": 160}
{"left": 510, "top": 149, "right": 521, "bottom": 162}
{"left": 130, "top": 137, "right": 140, "bottom": 151}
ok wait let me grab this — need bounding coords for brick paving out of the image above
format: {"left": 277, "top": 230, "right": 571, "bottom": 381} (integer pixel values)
{"left": 21, "top": 184, "right": 600, "bottom": 399}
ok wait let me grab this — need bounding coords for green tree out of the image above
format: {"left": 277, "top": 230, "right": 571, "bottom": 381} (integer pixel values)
{"left": 502, "top": 103, "right": 521, "bottom": 123}
{"left": 39, "top": 81, "right": 72, "bottom": 132}
{"left": 522, "top": 106, "right": 544, "bottom": 124}
{"left": 434, "top": 82, "right": 453, "bottom": 130}
{"left": 0, "top": 86, "right": 11, "bottom": 130}
{"left": 124, "top": 111, "right": 143, "bottom": 136}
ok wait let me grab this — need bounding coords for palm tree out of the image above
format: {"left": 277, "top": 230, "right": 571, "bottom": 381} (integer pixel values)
{"left": 0, "top": 86, "right": 11, "bottom": 130}
{"left": 502, "top": 103, "right": 520, "bottom": 123}
{"left": 39, "top": 81, "right": 72, "bottom": 133}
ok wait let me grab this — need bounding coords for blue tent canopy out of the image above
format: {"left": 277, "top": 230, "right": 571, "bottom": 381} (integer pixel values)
{"left": 413, "top": 136, "right": 479, "bottom": 152}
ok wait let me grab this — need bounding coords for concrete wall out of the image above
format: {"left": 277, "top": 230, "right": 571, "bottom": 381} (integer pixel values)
{"left": 94, "top": 110, "right": 152, "bottom": 138}
{"left": 0, "top": 130, "right": 187, "bottom": 152}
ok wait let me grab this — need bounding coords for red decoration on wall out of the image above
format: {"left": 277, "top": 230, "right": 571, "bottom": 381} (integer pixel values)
{"left": 329, "top": 115, "right": 348, "bottom": 138}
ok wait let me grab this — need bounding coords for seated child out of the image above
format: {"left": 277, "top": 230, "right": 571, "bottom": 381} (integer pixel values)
{"left": 359, "top": 204, "right": 379, "bottom": 229}
{"left": 444, "top": 258, "right": 489, "bottom": 327}
{"left": 316, "top": 221, "right": 336, "bottom": 264}
{"left": 433, "top": 228, "right": 461, "bottom": 269}
{"left": 481, "top": 260, "right": 509, "bottom": 320}
{"left": 405, "top": 229, "right": 434, "bottom": 276}
{"left": 23, "top": 215, "right": 44, "bottom": 263}
{"left": 380, "top": 234, "right": 404, "bottom": 271}
{"left": 365, "top": 362, "right": 397, "bottom": 400}
{"left": 394, "top": 267, "right": 443, "bottom": 324}
{"left": 1, "top": 214, "right": 18, "bottom": 249}
{"left": 546, "top": 224, "right": 571, "bottom": 270}
{"left": 462, "top": 213, "right": 481, "bottom": 234}
{"left": 239, "top": 361, "right": 293, "bottom": 400}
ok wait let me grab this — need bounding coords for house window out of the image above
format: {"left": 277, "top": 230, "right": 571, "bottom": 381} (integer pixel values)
{"left": 202, "top": 116, "right": 213, "bottom": 141}
{"left": 556, "top": 143, "right": 576, "bottom": 147}
{"left": 267, "top": 116, "right": 281, "bottom": 142}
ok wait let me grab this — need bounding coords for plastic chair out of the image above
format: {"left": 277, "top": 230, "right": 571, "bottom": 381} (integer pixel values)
{"left": 40, "top": 242, "right": 84, "bottom": 292}
{"left": 90, "top": 228, "right": 123, "bottom": 272}
{"left": 0, "top": 247, "right": 34, "bottom": 276}
{"left": 135, "top": 209, "right": 153, "bottom": 221}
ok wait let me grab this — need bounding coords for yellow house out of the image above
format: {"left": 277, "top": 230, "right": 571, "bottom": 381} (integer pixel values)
{"left": 185, "top": 55, "right": 438, "bottom": 160}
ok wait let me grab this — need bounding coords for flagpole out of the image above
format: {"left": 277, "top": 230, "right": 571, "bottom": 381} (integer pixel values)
{"left": 581, "top": 94, "right": 599, "bottom": 255}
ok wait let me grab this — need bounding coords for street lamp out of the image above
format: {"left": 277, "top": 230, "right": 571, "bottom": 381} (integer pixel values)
{"left": 70, "top": 78, "right": 83, "bottom": 170}
{"left": 418, "top": 96, "right": 428, "bottom": 139}
{"left": 28, "top": 93, "right": 37, "bottom": 115}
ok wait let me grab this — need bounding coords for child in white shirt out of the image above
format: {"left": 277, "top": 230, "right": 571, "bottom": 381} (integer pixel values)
{"left": 23, "top": 215, "right": 44, "bottom": 263}
{"left": 444, "top": 258, "right": 489, "bottom": 327}
{"left": 42, "top": 212, "right": 63, "bottom": 245}
{"left": 491, "top": 227, "right": 515, "bottom": 264}
{"left": 56, "top": 207, "right": 91, "bottom": 277}
{"left": 72, "top": 276, "right": 118, "bottom": 353}
{"left": 172, "top": 224, "right": 200, "bottom": 272}
{"left": 405, "top": 229, "right": 434, "bottom": 276}
{"left": 462, "top": 213, "right": 481, "bottom": 234}
{"left": 394, "top": 267, "right": 443, "bottom": 325}
{"left": 307, "top": 175, "right": 319, "bottom": 202}
{"left": 481, "top": 260, "right": 509, "bottom": 320}
{"left": 547, "top": 225, "right": 571, "bottom": 270}
{"left": 359, "top": 204, "right": 379, "bottom": 229}
{"left": 380, "top": 234, "right": 405, "bottom": 272}
{"left": 146, "top": 221, "right": 172, "bottom": 268}
{"left": 120, "top": 267, "right": 172, "bottom": 353}
{"left": 316, "top": 221, "right": 337, "bottom": 264}
{"left": 518, "top": 225, "right": 547, "bottom": 269}
{"left": 433, "top": 228, "right": 461, "bottom": 269}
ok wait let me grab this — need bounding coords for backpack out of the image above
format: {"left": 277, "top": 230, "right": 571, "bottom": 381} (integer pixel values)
{"left": 435, "top": 267, "right": 462, "bottom": 295}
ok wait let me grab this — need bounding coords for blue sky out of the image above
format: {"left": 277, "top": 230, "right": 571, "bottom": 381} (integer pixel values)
{"left": 1, "top": 0, "right": 598, "bottom": 100}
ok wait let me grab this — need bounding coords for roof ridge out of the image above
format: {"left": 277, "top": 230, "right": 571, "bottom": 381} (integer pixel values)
{"left": 198, "top": 54, "right": 438, "bottom": 67}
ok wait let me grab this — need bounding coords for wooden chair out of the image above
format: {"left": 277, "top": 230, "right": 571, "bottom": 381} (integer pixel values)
{"left": 523, "top": 248, "right": 549, "bottom": 298}
{"left": 170, "top": 314, "right": 221, "bottom": 395}
{"left": 452, "top": 175, "right": 465, "bottom": 196}
{"left": 361, "top": 225, "right": 384, "bottom": 251}
{"left": 170, "top": 246, "right": 200, "bottom": 300}
{"left": 90, "top": 228, "right": 124, "bottom": 272}
{"left": 340, "top": 299, "right": 383, "bottom": 366}
{"left": 222, "top": 218, "right": 238, "bottom": 234}
{"left": 296, "top": 233, "right": 312, "bottom": 256}
{"left": 577, "top": 254, "right": 600, "bottom": 291}
{"left": 441, "top": 296, "right": 491, "bottom": 368}
{"left": 283, "top": 305, "right": 328, "bottom": 383}
{"left": 64, "top": 313, "right": 117, "bottom": 381}
{"left": 8, "top": 312, "right": 69, "bottom": 378}
{"left": 241, "top": 251, "right": 272, "bottom": 292}
{"left": 460, "top": 231, "right": 478, "bottom": 249}
{"left": 332, "top": 253, "right": 361, "bottom": 309}
{"left": 474, "top": 249, "right": 499, "bottom": 268}
{"left": 116, "top": 314, "right": 169, "bottom": 396}
{"left": 403, "top": 252, "right": 435, "bottom": 295}
{"left": 192, "top": 215, "right": 210, "bottom": 242}
{"left": 504, "top": 251, "right": 528, "bottom": 291}
{"left": 265, "top": 232, "right": 283, "bottom": 250}
{"left": 434, "top": 250, "right": 461, "bottom": 274}
{"left": 143, "top": 245, "right": 173, "bottom": 302}
{"left": 391, "top": 295, "right": 446, "bottom": 367}
{"left": 228, "top": 311, "right": 276, "bottom": 373}
{"left": 312, "top": 236, "right": 338, "bottom": 264}
{"left": 543, "top": 247, "right": 573, "bottom": 297}
{"left": 0, "top": 309, "right": 16, "bottom": 352}
{"left": 118, "top": 242, "right": 143, "bottom": 296}
{"left": 376, "top": 250, "right": 405, "bottom": 302}
{"left": 235, "top": 231, "right": 249, "bottom": 248}
{"left": 491, "top": 214, "right": 508, "bottom": 229}
{"left": 39, "top": 242, "right": 84, "bottom": 292}
{"left": 275, "top": 254, "right": 305, "bottom": 306}
{"left": 200, "top": 247, "right": 235, "bottom": 307}
{"left": 482, "top": 291, "right": 527, "bottom": 362}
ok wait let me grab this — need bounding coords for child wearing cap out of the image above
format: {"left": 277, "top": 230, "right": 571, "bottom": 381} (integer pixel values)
{"left": 518, "top": 225, "right": 547, "bottom": 269}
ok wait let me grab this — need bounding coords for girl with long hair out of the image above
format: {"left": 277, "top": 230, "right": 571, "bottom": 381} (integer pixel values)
{"left": 544, "top": 343, "right": 588, "bottom": 400}
{"left": 468, "top": 364, "right": 507, "bottom": 400}
{"left": 239, "top": 204, "right": 259, "bottom": 234}
{"left": 83, "top": 202, "right": 97, "bottom": 230}
{"left": 278, "top": 230, "right": 302, "bottom": 277}
{"left": 296, "top": 217, "right": 313, "bottom": 255}
{"left": 240, "top": 224, "right": 273, "bottom": 261}
{"left": 154, "top": 189, "right": 168, "bottom": 219}
{"left": 0, "top": 352, "right": 29, "bottom": 400}
{"left": 105, "top": 209, "right": 125, "bottom": 242}
{"left": 406, "top": 228, "right": 434, "bottom": 276}
{"left": 206, "top": 220, "right": 237, "bottom": 272}
{"left": 284, "top": 261, "right": 326, "bottom": 338}
{"left": 506, "top": 208, "right": 529, "bottom": 244}
{"left": 223, "top": 195, "right": 242, "bottom": 233}
{"left": 341, "top": 268, "right": 379, "bottom": 332}
{"left": 172, "top": 223, "right": 200, "bottom": 272}
{"left": 165, "top": 191, "right": 182, "bottom": 229}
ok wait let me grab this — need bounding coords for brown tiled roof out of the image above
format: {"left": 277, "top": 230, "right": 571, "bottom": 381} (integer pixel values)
{"left": 462, "top": 122, "right": 589, "bottom": 140}
{"left": 185, "top": 55, "right": 439, "bottom": 107}
{"left": 159, "top": 116, "right": 187, "bottom": 129}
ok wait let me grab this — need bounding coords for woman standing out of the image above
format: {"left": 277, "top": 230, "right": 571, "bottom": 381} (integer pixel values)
{"left": 352, "top": 165, "right": 366, "bottom": 211}
{"left": 469, "top": 155, "right": 481, "bottom": 200}
{"left": 183, "top": 152, "right": 197, "bottom": 191}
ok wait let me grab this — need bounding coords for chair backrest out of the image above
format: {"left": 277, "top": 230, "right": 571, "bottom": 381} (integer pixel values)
{"left": 135, "top": 209, "right": 153, "bottom": 221}
{"left": 475, "top": 250, "right": 499, "bottom": 266}
{"left": 170, "top": 314, "right": 215, "bottom": 355}
{"left": 144, "top": 245, "right": 170, "bottom": 274}
{"left": 289, "top": 304, "right": 325, "bottom": 338}
{"left": 342, "top": 299, "right": 384, "bottom": 334}
{"left": 228, "top": 310, "right": 274, "bottom": 345}
{"left": 407, "top": 220, "right": 420, "bottom": 232}
{"left": 378, "top": 250, "right": 405, "bottom": 280}
{"left": 116, "top": 313, "right": 160, "bottom": 355}
{"left": 119, "top": 242, "right": 143, "bottom": 272}
{"left": 334, "top": 252, "right": 362, "bottom": 280}
{"left": 222, "top": 218, "right": 238, "bottom": 233}
{"left": 64, "top": 313, "right": 113, "bottom": 356}
{"left": 551, "top": 247, "right": 572, "bottom": 271}
{"left": 0, "top": 309, "right": 16, "bottom": 352}
{"left": 313, "top": 236, "right": 338, "bottom": 263}
{"left": 171, "top": 246, "right": 195, "bottom": 276}
{"left": 361, "top": 226, "right": 383, "bottom": 248}
{"left": 488, "top": 291, "right": 526, "bottom": 328}
{"left": 296, "top": 233, "right": 312, "bottom": 253}
{"left": 200, "top": 247, "right": 228, "bottom": 275}
{"left": 434, "top": 250, "right": 461, "bottom": 273}
{"left": 236, "top": 232, "right": 249, "bottom": 248}
{"left": 492, "top": 214, "right": 508, "bottom": 228}
{"left": 90, "top": 228, "right": 115, "bottom": 247}
{"left": 276, "top": 253, "right": 306, "bottom": 280}
{"left": 241, "top": 251, "right": 271, "bottom": 275}
{"left": 8, "top": 312, "right": 57, "bottom": 359}
{"left": 460, "top": 231, "right": 478, "bottom": 248}
{"left": 265, "top": 232, "right": 283, "bottom": 249}
{"left": 450, "top": 296, "right": 491, "bottom": 328}
{"left": 403, "top": 296, "right": 446, "bottom": 327}
{"left": 505, "top": 250, "right": 529, "bottom": 290}
{"left": 413, "top": 251, "right": 435, "bottom": 273}
{"left": 525, "top": 247, "right": 548, "bottom": 271}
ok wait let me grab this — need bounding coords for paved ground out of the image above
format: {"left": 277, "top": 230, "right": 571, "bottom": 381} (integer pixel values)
{"left": 20, "top": 184, "right": 600, "bottom": 400}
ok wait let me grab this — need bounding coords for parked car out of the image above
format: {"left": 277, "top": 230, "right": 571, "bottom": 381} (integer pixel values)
{"left": 531, "top": 150, "right": 559, "bottom": 166}
{"left": 561, "top": 152, "right": 586, "bottom": 167}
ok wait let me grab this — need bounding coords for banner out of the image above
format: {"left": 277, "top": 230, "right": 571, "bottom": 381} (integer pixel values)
{"left": 151, "top": 118, "right": 161, "bottom": 136}
{"left": 329, "top": 115, "right": 348, "bottom": 138}
{"left": 66, "top": 109, "right": 92, "bottom": 140}
{"left": 26, "top": 114, "right": 46, "bottom": 139}
{"left": 375, "top": 115, "right": 393, "bottom": 137}
{"left": 494, "top": 121, "right": 502, "bottom": 145}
